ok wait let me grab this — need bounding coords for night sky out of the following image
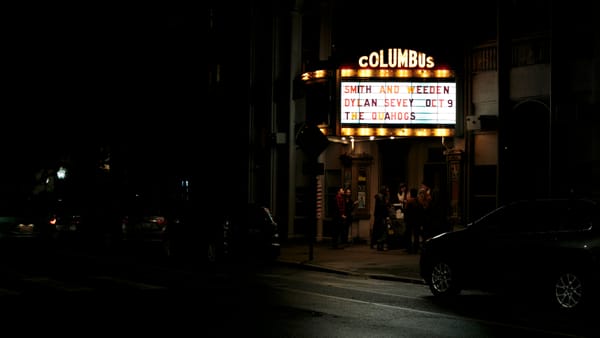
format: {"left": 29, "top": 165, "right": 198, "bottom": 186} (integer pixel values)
{"left": 0, "top": 2, "right": 528, "bottom": 208}
{"left": 3, "top": 9, "right": 198, "bottom": 207}
{"left": 330, "top": 1, "right": 496, "bottom": 67}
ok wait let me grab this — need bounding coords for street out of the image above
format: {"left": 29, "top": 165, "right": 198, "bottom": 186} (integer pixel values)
{"left": 0, "top": 245, "right": 596, "bottom": 336}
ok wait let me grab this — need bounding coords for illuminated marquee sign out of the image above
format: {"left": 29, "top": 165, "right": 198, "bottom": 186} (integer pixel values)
{"left": 358, "top": 48, "right": 435, "bottom": 69}
{"left": 340, "top": 81, "right": 456, "bottom": 125}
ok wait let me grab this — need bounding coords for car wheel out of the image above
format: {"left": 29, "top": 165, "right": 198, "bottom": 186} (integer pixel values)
{"left": 553, "top": 271, "right": 585, "bottom": 310}
{"left": 429, "top": 260, "right": 461, "bottom": 296}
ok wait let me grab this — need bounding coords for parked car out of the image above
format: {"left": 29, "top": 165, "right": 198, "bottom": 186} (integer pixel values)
{"left": 48, "top": 213, "right": 84, "bottom": 241}
{"left": 46, "top": 198, "right": 121, "bottom": 251}
{"left": 120, "top": 212, "right": 177, "bottom": 258}
{"left": 0, "top": 215, "right": 40, "bottom": 241}
{"left": 0, "top": 214, "right": 51, "bottom": 256}
{"left": 219, "top": 203, "right": 281, "bottom": 263}
{"left": 120, "top": 200, "right": 280, "bottom": 265}
{"left": 419, "top": 197, "right": 600, "bottom": 312}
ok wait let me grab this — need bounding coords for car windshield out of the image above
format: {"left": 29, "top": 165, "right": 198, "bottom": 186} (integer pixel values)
{"left": 469, "top": 198, "right": 598, "bottom": 234}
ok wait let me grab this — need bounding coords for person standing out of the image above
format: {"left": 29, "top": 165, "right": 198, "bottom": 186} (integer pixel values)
{"left": 403, "top": 187, "right": 419, "bottom": 253}
{"left": 372, "top": 185, "right": 390, "bottom": 251}
{"left": 332, "top": 187, "right": 346, "bottom": 249}
{"left": 416, "top": 182, "right": 432, "bottom": 246}
{"left": 396, "top": 182, "right": 408, "bottom": 212}
{"left": 394, "top": 182, "right": 408, "bottom": 222}
{"left": 342, "top": 187, "right": 358, "bottom": 244}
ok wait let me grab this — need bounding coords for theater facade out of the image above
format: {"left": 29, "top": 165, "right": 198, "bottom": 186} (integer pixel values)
{"left": 296, "top": 47, "right": 463, "bottom": 242}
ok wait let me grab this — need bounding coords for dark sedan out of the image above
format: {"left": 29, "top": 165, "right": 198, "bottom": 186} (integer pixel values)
{"left": 419, "top": 197, "right": 600, "bottom": 312}
{"left": 0, "top": 215, "right": 53, "bottom": 257}
{"left": 0, "top": 216, "right": 39, "bottom": 241}
{"left": 120, "top": 202, "right": 280, "bottom": 265}
{"left": 220, "top": 203, "right": 281, "bottom": 263}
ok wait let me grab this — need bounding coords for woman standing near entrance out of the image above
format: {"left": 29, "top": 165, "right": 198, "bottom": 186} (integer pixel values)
{"left": 343, "top": 187, "right": 358, "bottom": 244}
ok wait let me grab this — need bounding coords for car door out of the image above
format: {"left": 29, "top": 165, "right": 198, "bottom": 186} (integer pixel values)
{"left": 466, "top": 201, "right": 541, "bottom": 290}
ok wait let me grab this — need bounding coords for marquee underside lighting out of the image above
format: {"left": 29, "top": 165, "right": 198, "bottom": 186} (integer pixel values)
{"left": 340, "top": 127, "right": 454, "bottom": 137}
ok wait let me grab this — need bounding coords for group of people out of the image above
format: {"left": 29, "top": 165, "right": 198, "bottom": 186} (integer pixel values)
{"left": 331, "top": 186, "right": 358, "bottom": 249}
{"left": 371, "top": 182, "right": 435, "bottom": 253}
{"left": 332, "top": 180, "right": 444, "bottom": 252}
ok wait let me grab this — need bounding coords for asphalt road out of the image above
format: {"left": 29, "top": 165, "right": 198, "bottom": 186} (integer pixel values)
{"left": 0, "top": 247, "right": 596, "bottom": 337}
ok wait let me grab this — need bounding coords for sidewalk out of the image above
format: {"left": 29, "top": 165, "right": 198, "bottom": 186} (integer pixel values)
{"left": 276, "top": 239, "right": 424, "bottom": 285}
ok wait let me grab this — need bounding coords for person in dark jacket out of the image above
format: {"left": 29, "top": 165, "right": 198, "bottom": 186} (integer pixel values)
{"left": 415, "top": 182, "right": 432, "bottom": 247}
{"left": 332, "top": 187, "right": 346, "bottom": 248}
{"left": 372, "top": 185, "right": 390, "bottom": 250}
{"left": 403, "top": 187, "right": 420, "bottom": 253}
{"left": 342, "top": 187, "right": 358, "bottom": 244}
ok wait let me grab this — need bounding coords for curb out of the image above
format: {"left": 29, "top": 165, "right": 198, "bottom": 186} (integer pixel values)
{"left": 276, "top": 259, "right": 426, "bottom": 285}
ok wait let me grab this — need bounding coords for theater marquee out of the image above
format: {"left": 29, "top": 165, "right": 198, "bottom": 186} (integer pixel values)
{"left": 340, "top": 81, "right": 456, "bottom": 125}
{"left": 335, "top": 48, "right": 456, "bottom": 136}
{"left": 300, "top": 48, "right": 457, "bottom": 137}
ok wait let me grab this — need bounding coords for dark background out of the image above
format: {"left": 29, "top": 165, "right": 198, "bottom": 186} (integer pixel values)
{"left": 2, "top": 9, "right": 203, "bottom": 214}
